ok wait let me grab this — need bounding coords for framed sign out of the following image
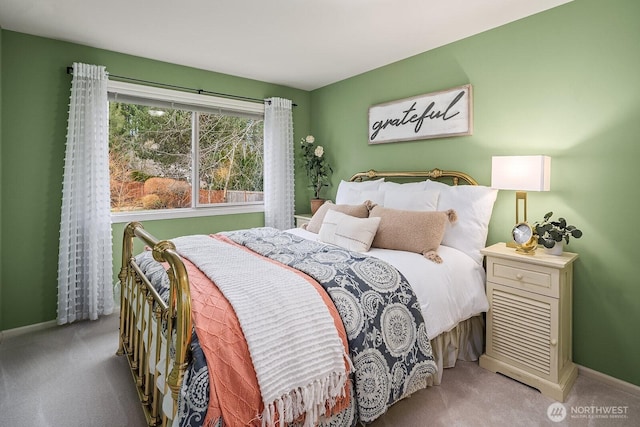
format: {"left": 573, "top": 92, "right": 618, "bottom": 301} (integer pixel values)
{"left": 368, "top": 84, "right": 473, "bottom": 144}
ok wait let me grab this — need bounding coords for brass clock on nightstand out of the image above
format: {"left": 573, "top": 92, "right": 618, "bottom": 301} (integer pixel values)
{"left": 512, "top": 222, "right": 537, "bottom": 254}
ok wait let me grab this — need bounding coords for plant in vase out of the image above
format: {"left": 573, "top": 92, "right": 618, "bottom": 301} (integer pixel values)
{"left": 533, "top": 211, "right": 583, "bottom": 254}
{"left": 300, "top": 135, "right": 332, "bottom": 213}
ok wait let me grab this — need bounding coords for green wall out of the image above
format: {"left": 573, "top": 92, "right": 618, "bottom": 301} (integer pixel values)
{"left": 0, "top": 31, "right": 310, "bottom": 330}
{"left": 309, "top": 0, "right": 640, "bottom": 386}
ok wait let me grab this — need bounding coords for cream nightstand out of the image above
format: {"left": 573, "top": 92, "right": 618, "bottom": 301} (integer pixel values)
{"left": 479, "top": 242, "right": 579, "bottom": 402}
{"left": 294, "top": 213, "right": 313, "bottom": 228}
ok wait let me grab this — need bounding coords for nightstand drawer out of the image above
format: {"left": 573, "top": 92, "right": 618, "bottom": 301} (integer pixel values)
{"left": 487, "top": 258, "right": 559, "bottom": 298}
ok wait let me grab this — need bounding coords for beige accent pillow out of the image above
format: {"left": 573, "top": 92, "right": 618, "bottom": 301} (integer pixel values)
{"left": 369, "top": 205, "right": 458, "bottom": 263}
{"left": 305, "top": 201, "right": 370, "bottom": 234}
{"left": 318, "top": 210, "right": 381, "bottom": 252}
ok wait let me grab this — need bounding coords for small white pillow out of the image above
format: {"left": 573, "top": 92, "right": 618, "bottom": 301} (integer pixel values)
{"left": 335, "top": 178, "right": 384, "bottom": 204}
{"left": 424, "top": 180, "right": 498, "bottom": 265}
{"left": 319, "top": 209, "right": 381, "bottom": 252}
{"left": 383, "top": 190, "right": 439, "bottom": 211}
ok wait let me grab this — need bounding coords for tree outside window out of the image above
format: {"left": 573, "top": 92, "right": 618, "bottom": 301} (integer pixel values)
{"left": 109, "top": 102, "right": 264, "bottom": 212}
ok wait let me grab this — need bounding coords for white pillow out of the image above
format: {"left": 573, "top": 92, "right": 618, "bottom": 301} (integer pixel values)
{"left": 383, "top": 190, "right": 439, "bottom": 211}
{"left": 340, "top": 188, "right": 385, "bottom": 206}
{"left": 318, "top": 209, "right": 381, "bottom": 252}
{"left": 379, "top": 180, "right": 428, "bottom": 192}
{"left": 424, "top": 180, "right": 498, "bottom": 265}
{"left": 335, "top": 178, "right": 384, "bottom": 204}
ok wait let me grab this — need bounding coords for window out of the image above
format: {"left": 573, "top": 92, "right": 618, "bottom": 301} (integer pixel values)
{"left": 108, "top": 81, "right": 265, "bottom": 222}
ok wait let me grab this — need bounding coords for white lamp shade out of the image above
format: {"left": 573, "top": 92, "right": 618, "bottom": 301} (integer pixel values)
{"left": 491, "top": 155, "right": 551, "bottom": 191}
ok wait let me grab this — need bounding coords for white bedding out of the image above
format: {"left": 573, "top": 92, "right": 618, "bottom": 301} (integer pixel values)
{"left": 287, "top": 227, "right": 489, "bottom": 339}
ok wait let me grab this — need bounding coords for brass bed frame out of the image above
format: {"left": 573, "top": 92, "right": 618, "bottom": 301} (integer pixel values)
{"left": 117, "top": 168, "right": 478, "bottom": 426}
{"left": 118, "top": 224, "right": 191, "bottom": 426}
{"left": 349, "top": 168, "right": 477, "bottom": 185}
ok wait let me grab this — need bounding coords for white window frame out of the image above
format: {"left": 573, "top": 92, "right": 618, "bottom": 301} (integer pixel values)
{"left": 108, "top": 81, "right": 266, "bottom": 224}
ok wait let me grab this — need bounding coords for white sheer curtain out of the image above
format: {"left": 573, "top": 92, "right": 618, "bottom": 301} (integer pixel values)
{"left": 57, "top": 62, "right": 114, "bottom": 325}
{"left": 263, "top": 97, "right": 295, "bottom": 229}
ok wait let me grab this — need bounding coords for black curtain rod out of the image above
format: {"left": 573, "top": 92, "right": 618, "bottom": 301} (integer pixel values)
{"left": 66, "top": 66, "right": 296, "bottom": 106}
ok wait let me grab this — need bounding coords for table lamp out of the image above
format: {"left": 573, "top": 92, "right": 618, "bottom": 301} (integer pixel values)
{"left": 491, "top": 155, "right": 551, "bottom": 254}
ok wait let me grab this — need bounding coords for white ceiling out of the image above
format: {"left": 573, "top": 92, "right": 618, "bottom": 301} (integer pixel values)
{"left": 0, "top": 0, "right": 572, "bottom": 91}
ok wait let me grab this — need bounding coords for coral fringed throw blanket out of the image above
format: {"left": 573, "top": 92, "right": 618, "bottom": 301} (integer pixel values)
{"left": 173, "top": 235, "right": 351, "bottom": 426}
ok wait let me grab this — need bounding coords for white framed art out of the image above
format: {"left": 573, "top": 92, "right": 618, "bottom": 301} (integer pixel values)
{"left": 368, "top": 84, "right": 473, "bottom": 144}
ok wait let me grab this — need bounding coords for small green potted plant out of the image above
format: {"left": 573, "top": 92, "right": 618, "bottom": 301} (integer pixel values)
{"left": 533, "top": 211, "right": 583, "bottom": 255}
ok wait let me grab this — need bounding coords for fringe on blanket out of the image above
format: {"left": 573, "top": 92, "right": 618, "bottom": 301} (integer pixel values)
{"left": 261, "top": 370, "right": 350, "bottom": 427}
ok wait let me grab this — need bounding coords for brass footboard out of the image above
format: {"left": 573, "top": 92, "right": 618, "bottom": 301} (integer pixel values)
{"left": 117, "top": 222, "right": 192, "bottom": 426}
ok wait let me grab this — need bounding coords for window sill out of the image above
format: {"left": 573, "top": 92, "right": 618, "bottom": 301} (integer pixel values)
{"left": 110, "top": 204, "right": 264, "bottom": 224}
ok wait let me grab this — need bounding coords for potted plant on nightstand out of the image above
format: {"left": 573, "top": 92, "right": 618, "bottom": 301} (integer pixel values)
{"left": 300, "top": 135, "right": 332, "bottom": 214}
{"left": 534, "top": 211, "right": 583, "bottom": 255}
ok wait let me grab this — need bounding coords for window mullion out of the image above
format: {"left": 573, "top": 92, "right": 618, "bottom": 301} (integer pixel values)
{"left": 192, "top": 111, "right": 200, "bottom": 208}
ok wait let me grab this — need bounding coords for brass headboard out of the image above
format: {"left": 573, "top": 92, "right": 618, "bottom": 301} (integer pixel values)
{"left": 349, "top": 168, "right": 478, "bottom": 185}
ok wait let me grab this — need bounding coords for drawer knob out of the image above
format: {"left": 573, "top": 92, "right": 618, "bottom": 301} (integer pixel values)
{"left": 550, "top": 339, "right": 558, "bottom": 346}
{"left": 515, "top": 273, "right": 524, "bottom": 280}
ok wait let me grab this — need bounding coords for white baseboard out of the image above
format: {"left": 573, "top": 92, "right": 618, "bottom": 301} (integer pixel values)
{"left": 578, "top": 364, "right": 640, "bottom": 398}
{"left": 0, "top": 319, "right": 58, "bottom": 343}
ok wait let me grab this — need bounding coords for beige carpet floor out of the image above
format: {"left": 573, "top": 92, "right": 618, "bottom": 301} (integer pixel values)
{"left": 1, "top": 313, "right": 638, "bottom": 427}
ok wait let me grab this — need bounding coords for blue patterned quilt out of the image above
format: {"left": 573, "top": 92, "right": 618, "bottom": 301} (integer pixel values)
{"left": 135, "top": 227, "right": 437, "bottom": 426}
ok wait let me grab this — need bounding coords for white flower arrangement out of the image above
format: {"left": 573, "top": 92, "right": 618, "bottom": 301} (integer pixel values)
{"left": 300, "top": 135, "right": 332, "bottom": 199}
